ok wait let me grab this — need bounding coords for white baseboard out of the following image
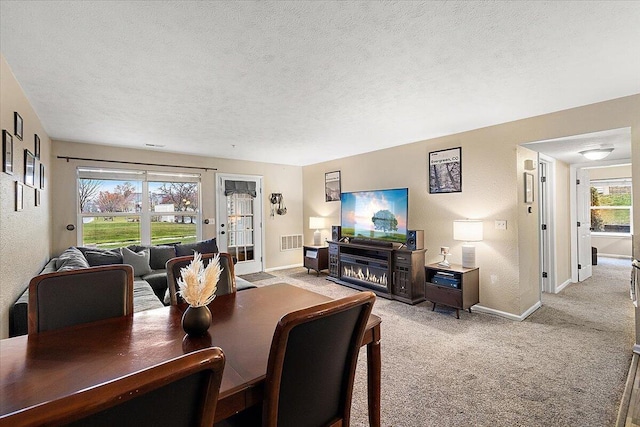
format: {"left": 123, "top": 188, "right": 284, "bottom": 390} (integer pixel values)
{"left": 473, "top": 301, "right": 542, "bottom": 322}
{"left": 598, "top": 253, "right": 633, "bottom": 260}
{"left": 264, "top": 263, "right": 303, "bottom": 272}
{"left": 555, "top": 278, "right": 572, "bottom": 293}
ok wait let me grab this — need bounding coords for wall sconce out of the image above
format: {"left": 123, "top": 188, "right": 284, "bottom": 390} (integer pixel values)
{"left": 579, "top": 148, "right": 614, "bottom": 161}
{"left": 309, "top": 217, "right": 326, "bottom": 246}
{"left": 453, "top": 220, "right": 483, "bottom": 269}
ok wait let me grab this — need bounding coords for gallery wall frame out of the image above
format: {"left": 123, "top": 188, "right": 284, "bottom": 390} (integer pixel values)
{"left": 24, "top": 149, "right": 36, "bottom": 187}
{"left": 14, "top": 112, "right": 23, "bottom": 141}
{"left": 16, "top": 181, "right": 24, "bottom": 211}
{"left": 3, "top": 130, "right": 13, "bottom": 175}
{"left": 325, "top": 171, "right": 341, "bottom": 202}
{"left": 40, "top": 163, "right": 45, "bottom": 189}
{"left": 524, "top": 172, "right": 534, "bottom": 204}
{"left": 429, "top": 147, "right": 462, "bottom": 194}
{"left": 35, "top": 189, "right": 41, "bottom": 207}
{"left": 34, "top": 134, "right": 40, "bottom": 159}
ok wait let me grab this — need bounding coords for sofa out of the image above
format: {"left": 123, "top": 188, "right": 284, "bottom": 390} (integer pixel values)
{"left": 9, "top": 238, "right": 255, "bottom": 337}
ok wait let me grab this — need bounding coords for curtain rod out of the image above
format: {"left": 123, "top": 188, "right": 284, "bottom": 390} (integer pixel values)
{"left": 57, "top": 156, "right": 216, "bottom": 172}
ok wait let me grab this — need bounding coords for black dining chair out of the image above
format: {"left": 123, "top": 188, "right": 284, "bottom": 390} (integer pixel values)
{"left": 28, "top": 264, "right": 134, "bottom": 334}
{"left": 47, "top": 348, "right": 225, "bottom": 427}
{"left": 219, "top": 291, "right": 376, "bottom": 427}
{"left": 167, "top": 252, "right": 253, "bottom": 305}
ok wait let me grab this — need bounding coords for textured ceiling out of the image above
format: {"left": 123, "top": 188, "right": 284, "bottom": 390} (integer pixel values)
{"left": 1, "top": 1, "right": 639, "bottom": 166}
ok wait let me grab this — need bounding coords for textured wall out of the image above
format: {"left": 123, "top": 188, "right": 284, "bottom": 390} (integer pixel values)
{"left": 0, "top": 56, "right": 51, "bottom": 338}
{"left": 302, "top": 94, "right": 640, "bottom": 318}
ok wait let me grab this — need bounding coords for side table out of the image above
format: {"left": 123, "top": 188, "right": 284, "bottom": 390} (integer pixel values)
{"left": 303, "top": 245, "right": 329, "bottom": 276}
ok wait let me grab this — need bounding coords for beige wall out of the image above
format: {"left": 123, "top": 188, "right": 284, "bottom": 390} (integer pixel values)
{"left": 303, "top": 94, "right": 640, "bottom": 318}
{"left": 0, "top": 56, "right": 52, "bottom": 338}
{"left": 50, "top": 141, "right": 304, "bottom": 270}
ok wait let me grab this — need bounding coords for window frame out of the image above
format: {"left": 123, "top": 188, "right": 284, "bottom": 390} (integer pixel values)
{"left": 589, "top": 177, "right": 633, "bottom": 237}
{"left": 77, "top": 167, "right": 202, "bottom": 247}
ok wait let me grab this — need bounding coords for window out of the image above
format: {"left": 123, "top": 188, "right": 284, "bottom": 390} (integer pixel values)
{"left": 590, "top": 178, "right": 632, "bottom": 234}
{"left": 78, "top": 168, "right": 201, "bottom": 248}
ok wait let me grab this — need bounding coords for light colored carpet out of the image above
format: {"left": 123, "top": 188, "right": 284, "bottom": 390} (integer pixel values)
{"left": 259, "top": 257, "right": 634, "bottom": 426}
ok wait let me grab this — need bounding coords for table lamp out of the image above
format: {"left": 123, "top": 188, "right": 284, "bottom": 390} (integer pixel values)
{"left": 309, "top": 216, "right": 325, "bottom": 246}
{"left": 453, "top": 219, "right": 483, "bottom": 268}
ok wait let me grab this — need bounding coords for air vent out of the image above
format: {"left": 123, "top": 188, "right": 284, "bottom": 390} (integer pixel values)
{"left": 281, "top": 234, "right": 303, "bottom": 251}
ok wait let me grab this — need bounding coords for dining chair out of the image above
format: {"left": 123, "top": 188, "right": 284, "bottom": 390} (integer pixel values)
{"left": 219, "top": 291, "right": 376, "bottom": 427}
{"left": 167, "top": 252, "right": 239, "bottom": 305}
{"left": 45, "top": 347, "right": 225, "bottom": 427}
{"left": 28, "top": 264, "right": 134, "bottom": 334}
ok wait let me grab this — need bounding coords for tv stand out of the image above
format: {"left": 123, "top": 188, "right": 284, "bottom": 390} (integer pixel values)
{"left": 327, "top": 241, "right": 426, "bottom": 304}
{"left": 349, "top": 238, "right": 393, "bottom": 248}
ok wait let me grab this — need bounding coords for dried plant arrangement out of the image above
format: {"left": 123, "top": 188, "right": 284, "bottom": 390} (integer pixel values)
{"left": 178, "top": 252, "right": 222, "bottom": 307}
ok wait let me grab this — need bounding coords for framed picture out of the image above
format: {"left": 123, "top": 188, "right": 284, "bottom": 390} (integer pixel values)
{"left": 24, "top": 149, "right": 36, "bottom": 187}
{"left": 525, "top": 172, "right": 534, "bottom": 204}
{"left": 429, "top": 147, "right": 462, "bottom": 193}
{"left": 34, "top": 134, "right": 41, "bottom": 159}
{"left": 16, "top": 181, "right": 24, "bottom": 211}
{"left": 35, "top": 189, "right": 41, "bottom": 207}
{"left": 40, "top": 163, "right": 45, "bottom": 189}
{"left": 3, "top": 130, "right": 13, "bottom": 175}
{"left": 14, "top": 112, "right": 23, "bottom": 141}
{"left": 325, "top": 171, "right": 341, "bottom": 202}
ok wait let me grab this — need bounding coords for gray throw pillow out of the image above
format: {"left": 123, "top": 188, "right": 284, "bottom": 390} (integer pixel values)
{"left": 55, "top": 247, "right": 91, "bottom": 272}
{"left": 122, "top": 246, "right": 152, "bottom": 277}
{"left": 175, "top": 242, "right": 198, "bottom": 257}
{"left": 196, "top": 238, "right": 219, "bottom": 255}
{"left": 83, "top": 248, "right": 123, "bottom": 266}
{"left": 148, "top": 245, "right": 177, "bottom": 270}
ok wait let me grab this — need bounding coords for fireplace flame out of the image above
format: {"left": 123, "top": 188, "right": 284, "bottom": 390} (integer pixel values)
{"left": 343, "top": 265, "right": 387, "bottom": 286}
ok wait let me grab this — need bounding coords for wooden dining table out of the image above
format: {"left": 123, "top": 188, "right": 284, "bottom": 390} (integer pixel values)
{"left": 0, "top": 283, "right": 382, "bottom": 427}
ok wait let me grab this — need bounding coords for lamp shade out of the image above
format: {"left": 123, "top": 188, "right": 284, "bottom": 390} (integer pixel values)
{"left": 453, "top": 220, "right": 483, "bottom": 242}
{"left": 309, "top": 217, "right": 325, "bottom": 230}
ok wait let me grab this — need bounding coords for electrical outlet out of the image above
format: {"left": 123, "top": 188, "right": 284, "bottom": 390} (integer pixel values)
{"left": 495, "top": 220, "right": 507, "bottom": 230}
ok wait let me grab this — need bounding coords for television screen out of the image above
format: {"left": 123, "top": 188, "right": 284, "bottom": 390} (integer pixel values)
{"left": 340, "top": 188, "right": 408, "bottom": 244}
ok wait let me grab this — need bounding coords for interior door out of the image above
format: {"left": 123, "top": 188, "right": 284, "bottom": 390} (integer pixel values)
{"left": 216, "top": 174, "right": 263, "bottom": 275}
{"left": 576, "top": 168, "right": 592, "bottom": 281}
{"left": 539, "top": 161, "right": 550, "bottom": 293}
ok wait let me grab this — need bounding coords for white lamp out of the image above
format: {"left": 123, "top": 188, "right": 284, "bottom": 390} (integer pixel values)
{"left": 453, "top": 220, "right": 483, "bottom": 269}
{"left": 309, "top": 217, "right": 325, "bottom": 246}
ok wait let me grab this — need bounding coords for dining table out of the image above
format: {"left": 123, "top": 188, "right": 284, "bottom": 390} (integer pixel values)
{"left": 0, "top": 283, "right": 382, "bottom": 426}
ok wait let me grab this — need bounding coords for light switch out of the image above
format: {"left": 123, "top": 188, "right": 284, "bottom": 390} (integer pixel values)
{"left": 495, "top": 220, "right": 507, "bottom": 230}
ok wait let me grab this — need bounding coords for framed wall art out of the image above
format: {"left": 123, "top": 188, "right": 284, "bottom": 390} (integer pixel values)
{"left": 3, "top": 130, "right": 13, "bottom": 175}
{"left": 35, "top": 189, "right": 41, "bottom": 207}
{"left": 34, "top": 134, "right": 41, "bottom": 159}
{"left": 325, "top": 171, "right": 341, "bottom": 202}
{"left": 40, "top": 163, "right": 45, "bottom": 189}
{"left": 14, "top": 112, "right": 23, "bottom": 141}
{"left": 16, "top": 181, "right": 24, "bottom": 211}
{"left": 524, "top": 172, "right": 534, "bottom": 204}
{"left": 24, "top": 149, "right": 36, "bottom": 187}
{"left": 429, "top": 147, "right": 461, "bottom": 194}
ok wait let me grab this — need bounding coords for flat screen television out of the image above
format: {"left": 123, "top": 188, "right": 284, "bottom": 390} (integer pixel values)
{"left": 340, "top": 188, "right": 408, "bottom": 244}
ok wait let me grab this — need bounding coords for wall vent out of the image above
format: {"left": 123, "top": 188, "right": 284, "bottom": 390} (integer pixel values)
{"left": 281, "top": 234, "right": 303, "bottom": 251}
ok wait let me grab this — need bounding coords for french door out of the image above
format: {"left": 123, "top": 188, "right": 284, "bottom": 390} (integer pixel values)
{"left": 215, "top": 174, "right": 264, "bottom": 275}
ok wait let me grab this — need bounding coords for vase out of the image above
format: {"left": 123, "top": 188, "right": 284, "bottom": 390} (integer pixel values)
{"left": 182, "top": 305, "right": 212, "bottom": 337}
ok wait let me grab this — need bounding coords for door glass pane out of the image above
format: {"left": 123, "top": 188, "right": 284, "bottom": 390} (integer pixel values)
{"left": 227, "top": 193, "right": 254, "bottom": 261}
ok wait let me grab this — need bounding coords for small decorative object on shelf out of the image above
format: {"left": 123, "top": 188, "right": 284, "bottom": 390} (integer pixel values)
{"left": 438, "top": 246, "right": 450, "bottom": 267}
{"left": 178, "top": 251, "right": 221, "bottom": 336}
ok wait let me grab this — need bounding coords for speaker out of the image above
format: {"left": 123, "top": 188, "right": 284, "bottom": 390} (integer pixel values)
{"left": 406, "top": 230, "right": 424, "bottom": 251}
{"left": 331, "top": 226, "right": 342, "bottom": 242}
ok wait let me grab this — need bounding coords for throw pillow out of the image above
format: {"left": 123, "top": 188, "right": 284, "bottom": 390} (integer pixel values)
{"left": 121, "top": 246, "right": 152, "bottom": 277}
{"left": 83, "top": 248, "right": 124, "bottom": 266}
{"left": 175, "top": 242, "right": 198, "bottom": 257}
{"left": 196, "top": 238, "right": 219, "bottom": 255}
{"left": 148, "top": 245, "right": 177, "bottom": 270}
{"left": 55, "top": 247, "right": 91, "bottom": 272}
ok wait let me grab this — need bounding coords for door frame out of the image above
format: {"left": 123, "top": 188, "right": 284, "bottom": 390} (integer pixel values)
{"left": 538, "top": 154, "right": 557, "bottom": 293}
{"left": 215, "top": 173, "right": 265, "bottom": 274}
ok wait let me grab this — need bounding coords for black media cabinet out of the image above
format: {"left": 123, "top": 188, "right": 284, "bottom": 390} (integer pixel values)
{"left": 327, "top": 241, "right": 426, "bottom": 305}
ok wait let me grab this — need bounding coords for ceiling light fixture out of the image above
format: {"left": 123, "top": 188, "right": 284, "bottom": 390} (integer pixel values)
{"left": 579, "top": 148, "right": 613, "bottom": 161}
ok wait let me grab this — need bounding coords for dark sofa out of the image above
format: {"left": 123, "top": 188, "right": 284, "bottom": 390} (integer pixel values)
{"left": 10, "top": 238, "right": 254, "bottom": 337}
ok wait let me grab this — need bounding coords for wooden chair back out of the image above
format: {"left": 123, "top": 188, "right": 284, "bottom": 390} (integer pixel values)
{"left": 28, "top": 264, "right": 134, "bottom": 334}
{"left": 262, "top": 291, "right": 376, "bottom": 427}
{"left": 42, "top": 348, "right": 225, "bottom": 427}
{"left": 166, "top": 252, "right": 236, "bottom": 306}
